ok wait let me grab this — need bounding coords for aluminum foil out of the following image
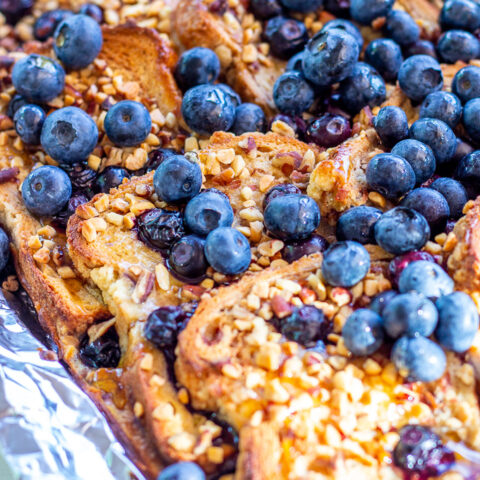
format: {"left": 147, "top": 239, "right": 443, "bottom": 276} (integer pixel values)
{"left": 0, "top": 285, "right": 144, "bottom": 480}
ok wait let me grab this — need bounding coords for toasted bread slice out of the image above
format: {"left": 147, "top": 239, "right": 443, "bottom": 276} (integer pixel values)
{"left": 176, "top": 253, "right": 480, "bottom": 480}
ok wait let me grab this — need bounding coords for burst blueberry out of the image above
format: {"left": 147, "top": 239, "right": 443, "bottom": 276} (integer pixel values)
{"left": 305, "top": 114, "right": 351, "bottom": 148}
{"left": 40, "top": 106, "right": 98, "bottom": 165}
{"left": 398, "top": 55, "right": 443, "bottom": 102}
{"left": 137, "top": 209, "right": 185, "bottom": 250}
{"left": 399, "top": 260, "right": 454, "bottom": 300}
{"left": 366, "top": 153, "right": 415, "bottom": 200}
{"left": 409, "top": 118, "right": 457, "bottom": 165}
{"left": 452, "top": 65, "right": 480, "bottom": 103}
{"left": 169, "top": 235, "right": 208, "bottom": 280}
{"left": 374, "top": 207, "right": 430, "bottom": 255}
{"left": 153, "top": 155, "right": 202, "bottom": 204}
{"left": 157, "top": 462, "right": 206, "bottom": 480}
{"left": 204, "top": 227, "right": 251, "bottom": 275}
{"left": 79, "top": 326, "right": 120, "bottom": 369}
{"left": 441, "top": 0, "right": 480, "bottom": 32}
{"left": 374, "top": 106, "right": 409, "bottom": 148}
{"left": 174, "top": 47, "right": 221, "bottom": 92}
{"left": 273, "top": 71, "right": 315, "bottom": 116}
{"left": 282, "top": 234, "right": 329, "bottom": 263}
{"left": 145, "top": 306, "right": 186, "bottom": 350}
{"left": 435, "top": 292, "right": 479, "bottom": 352}
{"left": 384, "top": 10, "right": 420, "bottom": 46}
{"left": 321, "top": 241, "right": 370, "bottom": 287}
{"left": 182, "top": 84, "right": 236, "bottom": 135}
{"left": 104, "top": 100, "right": 151, "bottom": 147}
{"left": 391, "top": 139, "right": 436, "bottom": 185}
{"left": 94, "top": 166, "right": 130, "bottom": 194}
{"left": 383, "top": 292, "right": 438, "bottom": 339}
{"left": 342, "top": 309, "right": 384, "bottom": 356}
{"left": 420, "top": 91, "right": 462, "bottom": 129}
{"left": 302, "top": 28, "right": 360, "bottom": 87}
{"left": 365, "top": 38, "right": 403, "bottom": 83}
{"left": 430, "top": 177, "right": 468, "bottom": 219}
{"left": 54, "top": 14, "right": 103, "bottom": 69}
{"left": 22, "top": 165, "right": 72, "bottom": 217}
{"left": 231, "top": 103, "right": 266, "bottom": 135}
{"left": 264, "top": 194, "right": 320, "bottom": 242}
{"left": 13, "top": 104, "right": 45, "bottom": 145}
{"left": 436, "top": 30, "right": 480, "bottom": 64}
{"left": 12, "top": 54, "right": 65, "bottom": 103}
{"left": 185, "top": 190, "right": 234, "bottom": 236}
{"left": 336, "top": 206, "right": 382, "bottom": 245}
{"left": 0, "top": 227, "right": 9, "bottom": 272}
{"left": 339, "top": 62, "right": 386, "bottom": 114}
{"left": 263, "top": 16, "right": 309, "bottom": 59}
{"left": 391, "top": 335, "right": 446, "bottom": 382}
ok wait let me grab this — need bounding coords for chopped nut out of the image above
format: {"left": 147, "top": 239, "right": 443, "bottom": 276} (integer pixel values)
{"left": 276, "top": 278, "right": 302, "bottom": 294}
{"left": 111, "top": 198, "right": 130, "bottom": 213}
{"left": 221, "top": 363, "right": 242, "bottom": 379}
{"left": 242, "top": 44, "right": 258, "bottom": 63}
{"left": 207, "top": 446, "right": 225, "bottom": 464}
{"left": 81, "top": 221, "right": 97, "bottom": 243}
{"left": 258, "top": 239, "right": 284, "bottom": 257}
{"left": 239, "top": 207, "right": 263, "bottom": 222}
{"left": 215, "top": 45, "right": 233, "bottom": 68}
{"left": 265, "top": 378, "right": 290, "bottom": 403}
{"left": 368, "top": 191, "right": 386, "bottom": 208}
{"left": 28, "top": 235, "right": 42, "bottom": 250}
{"left": 57, "top": 266, "right": 76, "bottom": 279}
{"left": 150, "top": 109, "right": 166, "bottom": 126}
{"left": 153, "top": 403, "right": 175, "bottom": 420}
{"left": 167, "top": 433, "right": 195, "bottom": 452}
{"left": 37, "top": 225, "right": 56, "bottom": 238}
{"left": 134, "top": 402, "right": 144, "bottom": 418}
{"left": 256, "top": 344, "right": 281, "bottom": 371}
{"left": 241, "top": 186, "right": 253, "bottom": 200}
{"left": 94, "top": 194, "right": 110, "bottom": 213}
{"left": 271, "top": 120, "right": 295, "bottom": 137}
{"left": 88, "top": 217, "right": 107, "bottom": 232}
{"left": 88, "top": 154, "right": 102, "bottom": 171}
{"left": 123, "top": 213, "right": 136, "bottom": 229}
{"left": 76, "top": 204, "right": 99, "bottom": 220}
{"left": 177, "top": 388, "right": 189, "bottom": 404}
{"left": 155, "top": 263, "right": 170, "bottom": 291}
{"left": 132, "top": 271, "right": 155, "bottom": 303}
{"left": 185, "top": 136, "right": 199, "bottom": 152}
{"left": 232, "top": 155, "right": 246, "bottom": 175}
{"left": 105, "top": 212, "right": 123, "bottom": 226}
{"left": 125, "top": 148, "right": 148, "bottom": 170}
{"left": 140, "top": 353, "right": 153, "bottom": 371}
{"left": 165, "top": 112, "right": 177, "bottom": 129}
{"left": 216, "top": 148, "right": 235, "bottom": 164}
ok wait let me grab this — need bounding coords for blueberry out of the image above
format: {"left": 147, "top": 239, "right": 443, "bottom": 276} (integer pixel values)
{"left": 263, "top": 183, "right": 301, "bottom": 209}
{"left": 138, "top": 209, "right": 185, "bottom": 250}
{"left": 409, "top": 118, "right": 457, "bottom": 165}
{"left": 400, "top": 188, "right": 450, "bottom": 234}
{"left": 437, "top": 30, "right": 480, "bottom": 64}
{"left": 185, "top": 189, "right": 234, "bottom": 236}
{"left": 366, "top": 153, "right": 416, "bottom": 200}
{"left": 339, "top": 62, "right": 386, "bottom": 114}
{"left": 79, "top": 3, "right": 104, "bottom": 23}
{"left": 286, "top": 51, "right": 305, "bottom": 72}
{"left": 231, "top": 103, "right": 266, "bottom": 135}
{"left": 420, "top": 91, "right": 462, "bottom": 129}
{"left": 279, "top": 0, "right": 323, "bottom": 12}
{"left": 13, "top": 104, "right": 45, "bottom": 145}
{"left": 94, "top": 166, "right": 129, "bottom": 194}
{"left": 321, "top": 241, "right": 370, "bottom": 287}
{"left": 52, "top": 193, "right": 89, "bottom": 228}
{"left": 383, "top": 292, "right": 438, "bottom": 339}
{"left": 321, "top": 19, "right": 364, "bottom": 50}
{"left": 403, "top": 39, "right": 437, "bottom": 59}
{"left": 216, "top": 84, "right": 241, "bottom": 107}
{"left": 463, "top": 98, "right": 480, "bottom": 143}
{"left": 0, "top": 0, "right": 32, "bottom": 24}
{"left": 436, "top": 292, "right": 479, "bottom": 352}
{"left": 157, "top": 462, "right": 206, "bottom": 480}
{"left": 374, "top": 207, "right": 430, "bottom": 255}
{"left": 365, "top": 38, "right": 403, "bottom": 83}
{"left": 64, "top": 164, "right": 97, "bottom": 197}
{"left": 305, "top": 113, "right": 351, "bottom": 148}
{"left": 34, "top": 9, "right": 72, "bottom": 41}
{"left": 398, "top": 55, "right": 443, "bottom": 102}
{"left": 384, "top": 10, "right": 420, "bottom": 46}
{"left": 456, "top": 150, "right": 480, "bottom": 191}
{"left": 174, "top": 47, "right": 221, "bottom": 92}
{"left": 169, "top": 235, "right": 208, "bottom": 280}
{"left": 374, "top": 106, "right": 408, "bottom": 148}
{"left": 153, "top": 155, "right": 202, "bottom": 204}
{"left": 250, "top": 0, "right": 283, "bottom": 19}
{"left": 275, "top": 305, "right": 330, "bottom": 347}
{"left": 145, "top": 306, "right": 186, "bottom": 350}
{"left": 452, "top": 66, "right": 480, "bottom": 103}
{"left": 182, "top": 84, "right": 236, "bottom": 135}
{"left": 21, "top": 165, "right": 72, "bottom": 217}
{"left": 430, "top": 178, "right": 467, "bottom": 219}
{"left": 204, "top": 227, "right": 251, "bottom": 275}
{"left": 369, "top": 290, "right": 397, "bottom": 316}
{"left": 391, "top": 335, "right": 446, "bottom": 382}
{"left": 54, "top": 14, "right": 102, "bottom": 70}
{"left": 441, "top": 0, "right": 480, "bottom": 32}
{"left": 399, "top": 260, "right": 454, "bottom": 300}
{"left": 282, "top": 234, "right": 329, "bottom": 263}
{"left": 324, "top": 0, "right": 350, "bottom": 16}
{"left": 104, "top": 100, "right": 151, "bottom": 147}
{"left": 0, "top": 227, "right": 9, "bottom": 272}
{"left": 389, "top": 251, "right": 436, "bottom": 288}
{"left": 40, "top": 106, "right": 98, "bottom": 165}
{"left": 342, "top": 309, "right": 384, "bottom": 356}
{"left": 7, "top": 94, "right": 29, "bottom": 120}
{"left": 12, "top": 54, "right": 65, "bottom": 103}
{"left": 79, "top": 325, "right": 121, "bottom": 369}
{"left": 350, "top": 0, "right": 394, "bottom": 25}
{"left": 264, "top": 194, "right": 320, "bottom": 242}
{"left": 273, "top": 71, "right": 315, "bottom": 116}
{"left": 302, "top": 29, "right": 360, "bottom": 87}
{"left": 263, "top": 16, "right": 309, "bottom": 59}
{"left": 452, "top": 138, "right": 474, "bottom": 164}
{"left": 336, "top": 206, "right": 382, "bottom": 245}
{"left": 391, "top": 140, "right": 435, "bottom": 186}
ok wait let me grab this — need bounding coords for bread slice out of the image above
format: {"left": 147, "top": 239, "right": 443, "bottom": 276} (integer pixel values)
{"left": 176, "top": 253, "right": 480, "bottom": 480}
